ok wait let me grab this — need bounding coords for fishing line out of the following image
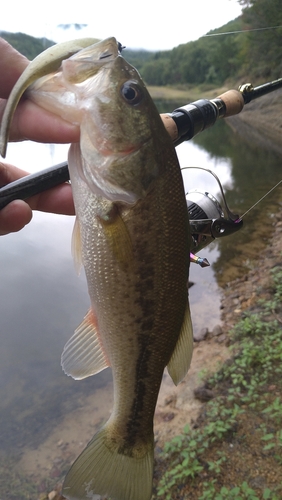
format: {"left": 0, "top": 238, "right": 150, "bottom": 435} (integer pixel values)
{"left": 204, "top": 25, "right": 282, "bottom": 37}
{"left": 240, "top": 179, "right": 282, "bottom": 219}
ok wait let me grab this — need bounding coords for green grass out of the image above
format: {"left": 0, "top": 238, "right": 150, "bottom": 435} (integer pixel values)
{"left": 153, "top": 265, "right": 282, "bottom": 500}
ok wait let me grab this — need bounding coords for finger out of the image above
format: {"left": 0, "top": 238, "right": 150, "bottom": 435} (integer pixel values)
{"left": 0, "top": 162, "right": 75, "bottom": 216}
{"left": 0, "top": 161, "right": 29, "bottom": 186}
{"left": 3, "top": 98, "right": 80, "bottom": 144}
{"left": 0, "top": 199, "right": 32, "bottom": 235}
{"left": 0, "top": 38, "right": 28, "bottom": 98}
{"left": 28, "top": 181, "right": 75, "bottom": 215}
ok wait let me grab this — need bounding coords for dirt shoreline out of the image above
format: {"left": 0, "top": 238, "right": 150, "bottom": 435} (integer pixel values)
{"left": 226, "top": 88, "right": 282, "bottom": 156}
{"left": 156, "top": 89, "right": 282, "bottom": 443}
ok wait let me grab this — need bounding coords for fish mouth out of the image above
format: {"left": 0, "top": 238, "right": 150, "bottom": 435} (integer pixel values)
{"left": 99, "top": 50, "right": 114, "bottom": 60}
{"left": 98, "top": 39, "right": 123, "bottom": 60}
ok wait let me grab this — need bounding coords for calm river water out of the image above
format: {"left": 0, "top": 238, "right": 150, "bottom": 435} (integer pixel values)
{"left": 0, "top": 115, "right": 281, "bottom": 496}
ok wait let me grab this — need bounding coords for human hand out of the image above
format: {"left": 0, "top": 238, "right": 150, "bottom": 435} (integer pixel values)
{"left": 0, "top": 161, "right": 74, "bottom": 235}
{"left": 0, "top": 38, "right": 78, "bottom": 235}
{"left": 0, "top": 37, "right": 80, "bottom": 144}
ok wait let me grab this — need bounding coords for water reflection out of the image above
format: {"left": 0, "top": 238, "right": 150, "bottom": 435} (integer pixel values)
{"left": 0, "top": 210, "right": 112, "bottom": 450}
{"left": 193, "top": 119, "right": 282, "bottom": 284}
{"left": 0, "top": 144, "right": 111, "bottom": 454}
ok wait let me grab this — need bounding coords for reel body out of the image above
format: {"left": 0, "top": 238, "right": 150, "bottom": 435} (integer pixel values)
{"left": 185, "top": 167, "right": 243, "bottom": 265}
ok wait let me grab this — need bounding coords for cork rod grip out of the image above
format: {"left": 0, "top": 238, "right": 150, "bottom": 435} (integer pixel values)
{"left": 216, "top": 89, "right": 245, "bottom": 117}
{"left": 160, "top": 114, "right": 179, "bottom": 141}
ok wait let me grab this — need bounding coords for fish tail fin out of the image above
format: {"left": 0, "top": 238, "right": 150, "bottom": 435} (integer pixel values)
{"left": 62, "top": 425, "right": 154, "bottom": 500}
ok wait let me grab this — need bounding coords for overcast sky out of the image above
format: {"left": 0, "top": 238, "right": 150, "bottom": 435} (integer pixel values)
{"left": 1, "top": 0, "right": 242, "bottom": 51}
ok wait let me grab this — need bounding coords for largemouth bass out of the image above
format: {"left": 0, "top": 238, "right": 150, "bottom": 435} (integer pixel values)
{"left": 7, "top": 38, "right": 194, "bottom": 500}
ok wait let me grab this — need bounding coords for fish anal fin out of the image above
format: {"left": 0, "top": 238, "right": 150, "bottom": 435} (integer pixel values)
{"left": 167, "top": 302, "right": 194, "bottom": 386}
{"left": 61, "top": 308, "right": 109, "bottom": 380}
{"left": 63, "top": 425, "right": 154, "bottom": 500}
{"left": 98, "top": 204, "right": 134, "bottom": 269}
{"left": 71, "top": 217, "right": 82, "bottom": 275}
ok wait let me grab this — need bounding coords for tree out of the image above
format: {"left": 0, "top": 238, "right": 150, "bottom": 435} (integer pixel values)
{"left": 243, "top": 0, "right": 282, "bottom": 79}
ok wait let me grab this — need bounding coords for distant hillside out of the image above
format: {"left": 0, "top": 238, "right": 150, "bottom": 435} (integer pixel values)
{"left": 122, "top": 48, "right": 154, "bottom": 70}
{"left": 0, "top": 31, "right": 54, "bottom": 59}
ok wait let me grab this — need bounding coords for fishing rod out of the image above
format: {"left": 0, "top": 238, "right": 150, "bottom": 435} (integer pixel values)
{"left": 1, "top": 76, "right": 282, "bottom": 212}
{"left": 0, "top": 77, "right": 281, "bottom": 266}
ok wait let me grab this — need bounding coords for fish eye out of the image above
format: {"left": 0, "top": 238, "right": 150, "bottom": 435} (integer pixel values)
{"left": 121, "top": 81, "right": 143, "bottom": 105}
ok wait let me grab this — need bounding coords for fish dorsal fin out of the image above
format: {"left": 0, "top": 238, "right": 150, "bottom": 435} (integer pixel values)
{"left": 0, "top": 37, "right": 98, "bottom": 158}
{"left": 61, "top": 309, "right": 110, "bottom": 380}
{"left": 71, "top": 217, "right": 83, "bottom": 275}
{"left": 167, "top": 302, "right": 194, "bottom": 386}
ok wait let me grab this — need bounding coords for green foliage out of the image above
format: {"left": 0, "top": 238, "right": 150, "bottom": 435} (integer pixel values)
{"left": 0, "top": 30, "right": 54, "bottom": 59}
{"left": 242, "top": 0, "right": 282, "bottom": 79}
{"left": 141, "top": 57, "right": 171, "bottom": 86}
{"left": 135, "top": 0, "right": 282, "bottom": 86}
{"left": 199, "top": 481, "right": 279, "bottom": 499}
{"left": 156, "top": 399, "right": 244, "bottom": 498}
{"left": 138, "top": 18, "right": 245, "bottom": 87}
{"left": 155, "top": 267, "right": 282, "bottom": 499}
{"left": 122, "top": 48, "right": 155, "bottom": 72}
{"left": 129, "top": 0, "right": 282, "bottom": 86}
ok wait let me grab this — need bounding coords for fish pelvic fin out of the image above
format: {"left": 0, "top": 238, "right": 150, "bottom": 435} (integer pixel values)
{"left": 167, "top": 301, "right": 194, "bottom": 386}
{"left": 62, "top": 425, "right": 154, "bottom": 500}
{"left": 61, "top": 309, "right": 109, "bottom": 380}
{"left": 71, "top": 217, "right": 83, "bottom": 275}
{"left": 98, "top": 205, "right": 134, "bottom": 270}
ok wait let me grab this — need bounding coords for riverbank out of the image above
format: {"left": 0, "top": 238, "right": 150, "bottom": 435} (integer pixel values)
{"left": 153, "top": 204, "right": 282, "bottom": 499}
{"left": 227, "top": 88, "right": 282, "bottom": 156}
{"left": 151, "top": 86, "right": 282, "bottom": 497}
{"left": 147, "top": 84, "right": 227, "bottom": 103}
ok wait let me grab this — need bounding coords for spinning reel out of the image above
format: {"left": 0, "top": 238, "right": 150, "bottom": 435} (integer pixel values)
{"left": 185, "top": 167, "right": 243, "bottom": 267}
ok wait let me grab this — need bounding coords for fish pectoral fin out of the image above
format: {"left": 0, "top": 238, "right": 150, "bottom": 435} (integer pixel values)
{"left": 167, "top": 301, "right": 194, "bottom": 386}
{"left": 98, "top": 205, "right": 134, "bottom": 269}
{"left": 63, "top": 425, "right": 154, "bottom": 500}
{"left": 71, "top": 217, "right": 83, "bottom": 275}
{"left": 61, "top": 308, "right": 109, "bottom": 380}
